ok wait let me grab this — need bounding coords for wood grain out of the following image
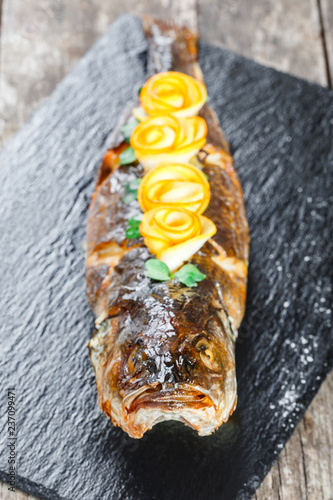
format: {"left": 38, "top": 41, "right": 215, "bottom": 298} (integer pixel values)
{"left": 0, "top": 1, "right": 332, "bottom": 499}
{"left": 0, "top": 0, "right": 2, "bottom": 38}
{"left": 198, "top": 0, "right": 328, "bottom": 86}
{"left": 0, "top": 0, "right": 197, "bottom": 147}
{"left": 320, "top": 0, "right": 333, "bottom": 85}
{"left": 255, "top": 371, "right": 333, "bottom": 500}
{"left": 0, "top": 487, "right": 31, "bottom": 499}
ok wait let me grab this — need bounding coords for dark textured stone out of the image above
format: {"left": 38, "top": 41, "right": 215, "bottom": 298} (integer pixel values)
{"left": 0, "top": 14, "right": 332, "bottom": 500}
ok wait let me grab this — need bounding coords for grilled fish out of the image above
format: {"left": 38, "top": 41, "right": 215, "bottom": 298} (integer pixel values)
{"left": 86, "top": 18, "right": 250, "bottom": 438}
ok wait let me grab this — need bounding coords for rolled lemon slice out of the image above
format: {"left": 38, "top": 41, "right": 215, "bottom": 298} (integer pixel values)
{"left": 138, "top": 163, "right": 210, "bottom": 215}
{"left": 130, "top": 115, "right": 207, "bottom": 171}
{"left": 140, "top": 206, "right": 216, "bottom": 272}
{"left": 139, "top": 71, "right": 207, "bottom": 119}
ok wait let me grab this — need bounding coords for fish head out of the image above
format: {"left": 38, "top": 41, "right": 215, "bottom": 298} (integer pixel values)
{"left": 89, "top": 296, "right": 237, "bottom": 438}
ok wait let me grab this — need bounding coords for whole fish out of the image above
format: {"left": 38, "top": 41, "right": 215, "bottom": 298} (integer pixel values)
{"left": 86, "top": 18, "right": 250, "bottom": 438}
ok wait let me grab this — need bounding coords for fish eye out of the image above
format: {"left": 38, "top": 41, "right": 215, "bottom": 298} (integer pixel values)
{"left": 196, "top": 337, "right": 220, "bottom": 372}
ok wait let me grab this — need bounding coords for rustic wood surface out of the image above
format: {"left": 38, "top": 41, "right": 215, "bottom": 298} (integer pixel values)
{"left": 0, "top": 1, "right": 332, "bottom": 499}
{"left": 199, "top": 0, "right": 329, "bottom": 86}
{"left": 321, "top": 0, "right": 333, "bottom": 87}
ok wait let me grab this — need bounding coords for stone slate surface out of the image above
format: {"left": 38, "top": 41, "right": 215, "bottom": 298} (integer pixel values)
{"left": 0, "top": 14, "right": 332, "bottom": 500}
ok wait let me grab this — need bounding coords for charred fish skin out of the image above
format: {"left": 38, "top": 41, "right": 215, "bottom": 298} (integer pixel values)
{"left": 86, "top": 18, "right": 249, "bottom": 438}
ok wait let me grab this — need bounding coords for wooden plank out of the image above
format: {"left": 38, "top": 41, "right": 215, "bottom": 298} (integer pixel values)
{"left": 256, "top": 371, "right": 333, "bottom": 500}
{"left": 0, "top": 0, "right": 2, "bottom": 38}
{"left": 321, "top": 0, "right": 333, "bottom": 85}
{"left": 0, "top": 0, "right": 197, "bottom": 147}
{"left": 0, "top": 486, "right": 31, "bottom": 499}
{"left": 1, "top": 0, "right": 330, "bottom": 147}
{"left": 198, "top": 0, "right": 328, "bottom": 86}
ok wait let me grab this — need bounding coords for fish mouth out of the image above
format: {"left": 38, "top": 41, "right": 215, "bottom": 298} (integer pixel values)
{"left": 124, "top": 383, "right": 217, "bottom": 413}
{"left": 117, "top": 382, "right": 236, "bottom": 438}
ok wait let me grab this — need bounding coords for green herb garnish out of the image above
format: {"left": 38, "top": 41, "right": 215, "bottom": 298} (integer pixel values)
{"left": 122, "top": 178, "right": 141, "bottom": 203}
{"left": 145, "top": 260, "right": 206, "bottom": 287}
{"left": 121, "top": 119, "right": 139, "bottom": 143}
{"left": 122, "top": 192, "right": 137, "bottom": 203}
{"left": 172, "top": 264, "right": 206, "bottom": 287}
{"left": 120, "top": 147, "right": 136, "bottom": 165}
{"left": 126, "top": 226, "right": 141, "bottom": 238}
{"left": 126, "top": 216, "right": 142, "bottom": 239}
{"left": 129, "top": 178, "right": 142, "bottom": 189}
{"left": 138, "top": 87, "right": 143, "bottom": 96}
{"left": 145, "top": 259, "right": 171, "bottom": 281}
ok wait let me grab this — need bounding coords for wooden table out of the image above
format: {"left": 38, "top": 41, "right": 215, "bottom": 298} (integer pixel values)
{"left": 0, "top": 1, "right": 332, "bottom": 498}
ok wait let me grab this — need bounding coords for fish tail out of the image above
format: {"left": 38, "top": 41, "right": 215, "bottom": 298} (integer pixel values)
{"left": 141, "top": 16, "right": 203, "bottom": 81}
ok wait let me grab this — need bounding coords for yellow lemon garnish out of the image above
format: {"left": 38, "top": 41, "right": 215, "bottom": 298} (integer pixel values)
{"left": 140, "top": 207, "right": 216, "bottom": 272}
{"left": 130, "top": 115, "right": 207, "bottom": 171}
{"left": 138, "top": 163, "right": 210, "bottom": 215}
{"left": 138, "top": 72, "right": 207, "bottom": 119}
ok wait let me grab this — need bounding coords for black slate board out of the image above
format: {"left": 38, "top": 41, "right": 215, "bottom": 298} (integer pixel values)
{"left": 0, "top": 14, "right": 332, "bottom": 500}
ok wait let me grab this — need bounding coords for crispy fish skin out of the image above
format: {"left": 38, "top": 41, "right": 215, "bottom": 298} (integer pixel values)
{"left": 86, "top": 18, "right": 250, "bottom": 438}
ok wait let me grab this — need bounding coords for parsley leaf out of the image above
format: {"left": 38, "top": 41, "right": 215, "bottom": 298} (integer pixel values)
{"left": 120, "top": 147, "right": 136, "bottom": 165}
{"left": 122, "top": 192, "right": 137, "bottom": 203}
{"left": 144, "top": 261, "right": 206, "bottom": 287}
{"left": 126, "top": 226, "right": 141, "bottom": 239}
{"left": 138, "top": 87, "right": 143, "bottom": 96}
{"left": 145, "top": 259, "right": 171, "bottom": 281}
{"left": 121, "top": 119, "right": 139, "bottom": 143}
{"left": 122, "top": 178, "right": 141, "bottom": 204}
{"left": 128, "top": 216, "right": 142, "bottom": 226}
{"left": 126, "top": 216, "right": 142, "bottom": 239}
{"left": 128, "top": 178, "right": 141, "bottom": 190}
{"left": 173, "top": 264, "right": 206, "bottom": 287}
